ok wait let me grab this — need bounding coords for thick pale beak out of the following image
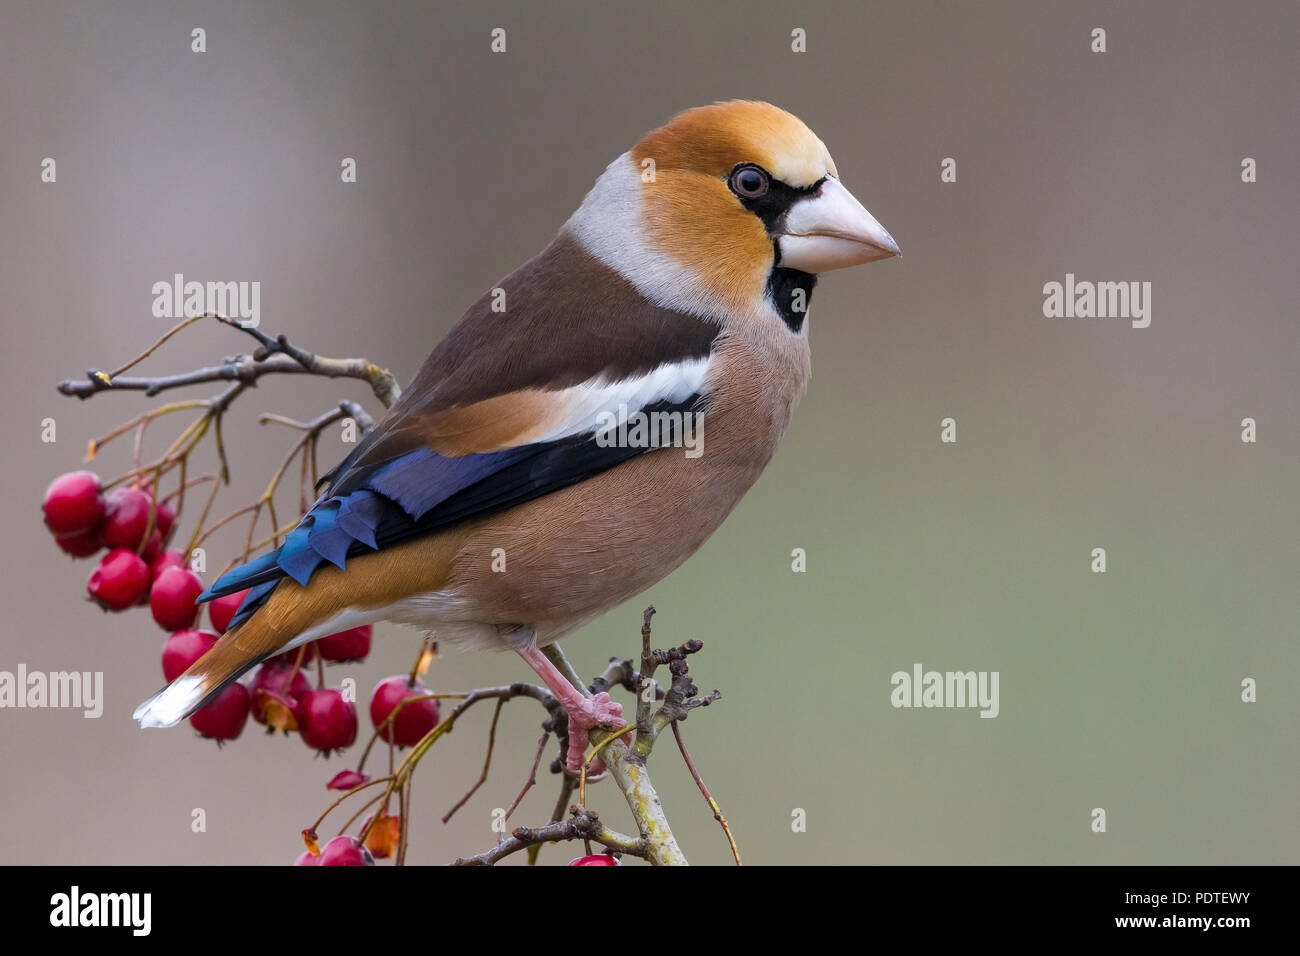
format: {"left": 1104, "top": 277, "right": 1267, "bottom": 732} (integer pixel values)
{"left": 776, "top": 177, "right": 900, "bottom": 272}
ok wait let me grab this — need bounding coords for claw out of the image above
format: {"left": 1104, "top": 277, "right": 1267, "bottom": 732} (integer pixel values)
{"left": 515, "top": 644, "right": 633, "bottom": 778}
{"left": 565, "top": 692, "right": 628, "bottom": 775}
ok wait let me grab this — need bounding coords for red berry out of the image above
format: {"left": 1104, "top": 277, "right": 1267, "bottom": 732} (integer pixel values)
{"left": 150, "top": 549, "right": 187, "bottom": 580}
{"left": 101, "top": 487, "right": 155, "bottom": 551}
{"left": 147, "top": 550, "right": 187, "bottom": 609}
{"left": 369, "top": 676, "right": 439, "bottom": 747}
{"left": 150, "top": 566, "right": 203, "bottom": 630}
{"left": 317, "top": 625, "right": 372, "bottom": 663}
{"left": 162, "top": 629, "right": 219, "bottom": 682}
{"left": 140, "top": 527, "right": 163, "bottom": 564}
{"left": 43, "top": 471, "right": 105, "bottom": 536}
{"left": 189, "top": 683, "right": 250, "bottom": 742}
{"left": 207, "top": 588, "right": 249, "bottom": 633}
{"left": 568, "top": 854, "right": 621, "bottom": 866}
{"left": 293, "top": 850, "right": 320, "bottom": 866}
{"left": 299, "top": 689, "right": 358, "bottom": 754}
{"left": 154, "top": 499, "right": 177, "bottom": 541}
{"left": 318, "top": 835, "right": 373, "bottom": 866}
{"left": 87, "top": 548, "right": 151, "bottom": 610}
{"left": 249, "top": 663, "right": 311, "bottom": 726}
{"left": 54, "top": 526, "right": 103, "bottom": 558}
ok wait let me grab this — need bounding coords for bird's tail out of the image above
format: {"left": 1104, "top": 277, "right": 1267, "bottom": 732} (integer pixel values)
{"left": 133, "top": 607, "right": 289, "bottom": 728}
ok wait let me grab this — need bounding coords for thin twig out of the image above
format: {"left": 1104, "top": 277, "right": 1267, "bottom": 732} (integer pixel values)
{"left": 305, "top": 776, "right": 392, "bottom": 835}
{"left": 504, "top": 732, "right": 550, "bottom": 822}
{"left": 106, "top": 314, "right": 208, "bottom": 378}
{"left": 441, "top": 699, "right": 505, "bottom": 823}
{"left": 396, "top": 774, "right": 413, "bottom": 866}
{"left": 672, "top": 721, "right": 741, "bottom": 866}
{"left": 635, "top": 606, "right": 657, "bottom": 753}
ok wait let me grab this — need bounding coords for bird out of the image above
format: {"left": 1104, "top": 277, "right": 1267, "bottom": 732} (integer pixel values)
{"left": 133, "top": 100, "right": 899, "bottom": 773}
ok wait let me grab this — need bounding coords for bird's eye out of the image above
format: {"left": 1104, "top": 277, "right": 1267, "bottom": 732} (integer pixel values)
{"left": 730, "top": 165, "right": 769, "bottom": 199}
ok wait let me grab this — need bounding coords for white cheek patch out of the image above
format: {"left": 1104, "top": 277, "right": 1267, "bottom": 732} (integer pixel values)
{"left": 565, "top": 154, "right": 737, "bottom": 322}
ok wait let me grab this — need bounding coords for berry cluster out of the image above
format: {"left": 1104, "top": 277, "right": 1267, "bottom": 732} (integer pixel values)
{"left": 47, "top": 471, "right": 481, "bottom": 866}
{"left": 44, "top": 472, "right": 187, "bottom": 612}
{"left": 42, "top": 470, "right": 402, "bottom": 749}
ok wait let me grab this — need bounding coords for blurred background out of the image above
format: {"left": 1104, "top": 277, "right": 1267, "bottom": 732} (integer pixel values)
{"left": 1, "top": 0, "right": 1296, "bottom": 865}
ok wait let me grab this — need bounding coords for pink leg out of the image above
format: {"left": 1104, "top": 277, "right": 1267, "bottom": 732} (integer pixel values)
{"left": 518, "top": 644, "right": 628, "bottom": 775}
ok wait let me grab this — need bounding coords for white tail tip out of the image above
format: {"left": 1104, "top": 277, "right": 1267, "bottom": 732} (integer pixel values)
{"left": 133, "top": 676, "right": 205, "bottom": 728}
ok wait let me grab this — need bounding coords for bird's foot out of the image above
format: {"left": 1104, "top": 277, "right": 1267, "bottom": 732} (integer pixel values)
{"left": 563, "top": 691, "right": 629, "bottom": 776}
{"left": 515, "top": 643, "right": 632, "bottom": 779}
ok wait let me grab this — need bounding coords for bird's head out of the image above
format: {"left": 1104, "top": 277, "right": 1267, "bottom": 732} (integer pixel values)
{"left": 567, "top": 99, "right": 899, "bottom": 325}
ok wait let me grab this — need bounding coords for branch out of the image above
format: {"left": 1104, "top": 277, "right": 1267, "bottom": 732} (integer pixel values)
{"left": 673, "top": 721, "right": 741, "bottom": 865}
{"left": 635, "top": 606, "right": 658, "bottom": 750}
{"left": 56, "top": 313, "right": 400, "bottom": 408}
{"left": 589, "top": 734, "right": 689, "bottom": 866}
{"left": 451, "top": 807, "right": 644, "bottom": 866}
{"left": 56, "top": 314, "right": 399, "bottom": 579}
{"left": 548, "top": 632, "right": 694, "bottom": 866}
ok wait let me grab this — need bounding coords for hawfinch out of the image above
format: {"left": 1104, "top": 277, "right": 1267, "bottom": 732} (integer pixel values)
{"left": 134, "top": 100, "right": 899, "bottom": 771}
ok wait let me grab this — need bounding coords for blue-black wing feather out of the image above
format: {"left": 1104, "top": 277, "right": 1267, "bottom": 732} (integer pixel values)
{"left": 200, "top": 395, "right": 704, "bottom": 625}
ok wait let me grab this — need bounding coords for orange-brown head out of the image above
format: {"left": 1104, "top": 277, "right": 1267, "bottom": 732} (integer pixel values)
{"left": 574, "top": 100, "right": 898, "bottom": 324}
